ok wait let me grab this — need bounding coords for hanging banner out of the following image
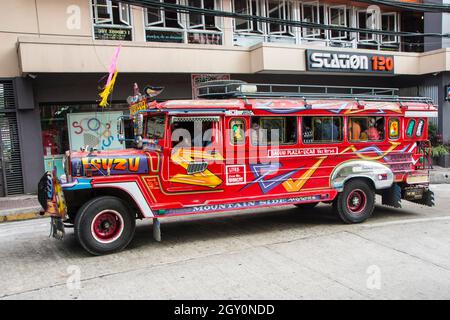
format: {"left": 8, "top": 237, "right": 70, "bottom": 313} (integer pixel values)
{"left": 67, "top": 111, "right": 124, "bottom": 151}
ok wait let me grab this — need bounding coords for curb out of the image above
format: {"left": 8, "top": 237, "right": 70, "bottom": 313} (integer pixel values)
{"left": 0, "top": 206, "right": 45, "bottom": 223}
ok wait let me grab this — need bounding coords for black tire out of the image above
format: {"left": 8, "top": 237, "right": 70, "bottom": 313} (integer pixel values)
{"left": 294, "top": 202, "right": 318, "bottom": 210}
{"left": 333, "top": 179, "right": 375, "bottom": 224}
{"left": 74, "top": 196, "right": 136, "bottom": 255}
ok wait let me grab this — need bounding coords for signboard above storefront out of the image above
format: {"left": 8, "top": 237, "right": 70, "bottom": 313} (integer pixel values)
{"left": 94, "top": 26, "right": 132, "bottom": 41}
{"left": 306, "top": 50, "right": 394, "bottom": 74}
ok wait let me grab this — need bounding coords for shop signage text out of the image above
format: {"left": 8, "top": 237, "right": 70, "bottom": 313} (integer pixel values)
{"left": 130, "top": 100, "right": 147, "bottom": 116}
{"left": 306, "top": 50, "right": 394, "bottom": 74}
{"left": 94, "top": 26, "right": 132, "bottom": 41}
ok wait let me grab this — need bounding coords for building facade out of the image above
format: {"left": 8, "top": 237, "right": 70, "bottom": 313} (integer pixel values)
{"left": 0, "top": 0, "right": 449, "bottom": 196}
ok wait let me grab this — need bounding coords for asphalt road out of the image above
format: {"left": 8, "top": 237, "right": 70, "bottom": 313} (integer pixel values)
{"left": 1, "top": 185, "right": 449, "bottom": 300}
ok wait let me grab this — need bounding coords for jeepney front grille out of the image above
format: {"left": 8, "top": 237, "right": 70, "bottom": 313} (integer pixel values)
{"left": 187, "top": 162, "right": 208, "bottom": 175}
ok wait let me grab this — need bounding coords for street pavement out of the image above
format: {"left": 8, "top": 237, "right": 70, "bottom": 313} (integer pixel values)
{"left": 0, "top": 185, "right": 449, "bottom": 300}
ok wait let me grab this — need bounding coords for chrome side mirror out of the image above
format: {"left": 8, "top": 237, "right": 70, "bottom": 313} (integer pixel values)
{"left": 136, "top": 113, "right": 144, "bottom": 137}
{"left": 117, "top": 117, "right": 125, "bottom": 144}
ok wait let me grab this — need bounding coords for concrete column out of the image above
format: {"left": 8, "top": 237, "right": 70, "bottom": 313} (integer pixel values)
{"left": 131, "top": 5, "right": 146, "bottom": 42}
{"left": 443, "top": 0, "right": 450, "bottom": 49}
{"left": 14, "top": 77, "right": 45, "bottom": 194}
{"left": 439, "top": 72, "right": 450, "bottom": 144}
{"left": 222, "top": 0, "right": 234, "bottom": 47}
{"left": 424, "top": 0, "right": 442, "bottom": 52}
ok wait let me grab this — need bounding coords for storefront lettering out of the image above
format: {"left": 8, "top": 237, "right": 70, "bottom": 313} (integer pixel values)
{"left": 81, "top": 157, "right": 140, "bottom": 172}
{"left": 307, "top": 50, "right": 394, "bottom": 74}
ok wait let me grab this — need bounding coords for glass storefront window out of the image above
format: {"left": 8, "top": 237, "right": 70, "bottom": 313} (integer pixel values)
{"left": 40, "top": 103, "right": 130, "bottom": 156}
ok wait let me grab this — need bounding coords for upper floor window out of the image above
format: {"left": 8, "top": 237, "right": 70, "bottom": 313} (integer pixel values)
{"left": 266, "top": 0, "right": 293, "bottom": 36}
{"left": 302, "top": 1, "right": 321, "bottom": 38}
{"left": 145, "top": 0, "right": 185, "bottom": 43}
{"left": 92, "top": 0, "right": 132, "bottom": 41}
{"left": 233, "top": 0, "right": 263, "bottom": 33}
{"left": 302, "top": 116, "right": 342, "bottom": 144}
{"left": 187, "top": 0, "right": 223, "bottom": 44}
{"left": 145, "top": 0, "right": 183, "bottom": 29}
{"left": 328, "top": 5, "right": 347, "bottom": 40}
{"left": 381, "top": 12, "right": 398, "bottom": 44}
{"left": 188, "top": 0, "right": 221, "bottom": 31}
{"left": 357, "top": 8, "right": 377, "bottom": 42}
{"left": 144, "top": 0, "right": 223, "bottom": 44}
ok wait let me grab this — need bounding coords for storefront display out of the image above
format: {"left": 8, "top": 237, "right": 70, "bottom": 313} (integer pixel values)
{"left": 40, "top": 103, "right": 129, "bottom": 176}
{"left": 67, "top": 111, "right": 124, "bottom": 151}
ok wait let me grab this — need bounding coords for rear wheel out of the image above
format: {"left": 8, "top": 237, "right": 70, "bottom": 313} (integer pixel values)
{"left": 333, "top": 179, "right": 375, "bottom": 224}
{"left": 74, "top": 196, "right": 136, "bottom": 255}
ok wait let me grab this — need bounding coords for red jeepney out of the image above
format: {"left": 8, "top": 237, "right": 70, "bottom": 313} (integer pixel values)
{"left": 39, "top": 82, "right": 437, "bottom": 255}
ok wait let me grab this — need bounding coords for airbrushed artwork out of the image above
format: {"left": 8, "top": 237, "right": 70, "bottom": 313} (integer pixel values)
{"left": 39, "top": 81, "right": 437, "bottom": 255}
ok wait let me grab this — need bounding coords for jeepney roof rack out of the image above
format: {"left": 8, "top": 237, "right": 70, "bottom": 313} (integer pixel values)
{"left": 196, "top": 80, "right": 433, "bottom": 104}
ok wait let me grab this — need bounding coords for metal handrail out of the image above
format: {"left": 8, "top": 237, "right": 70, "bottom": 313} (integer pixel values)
{"left": 196, "top": 81, "right": 433, "bottom": 104}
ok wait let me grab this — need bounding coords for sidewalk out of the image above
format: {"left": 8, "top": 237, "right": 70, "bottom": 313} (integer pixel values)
{"left": 0, "top": 195, "right": 43, "bottom": 222}
{"left": 0, "top": 166, "right": 449, "bottom": 223}
{"left": 429, "top": 165, "right": 450, "bottom": 184}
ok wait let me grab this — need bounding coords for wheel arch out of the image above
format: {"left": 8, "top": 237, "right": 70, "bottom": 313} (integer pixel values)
{"left": 92, "top": 188, "right": 145, "bottom": 219}
{"left": 330, "top": 160, "right": 394, "bottom": 192}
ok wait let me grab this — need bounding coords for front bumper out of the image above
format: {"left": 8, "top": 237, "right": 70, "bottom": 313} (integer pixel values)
{"left": 38, "top": 172, "right": 67, "bottom": 240}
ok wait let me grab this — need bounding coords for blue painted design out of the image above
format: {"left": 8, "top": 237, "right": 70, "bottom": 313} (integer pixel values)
{"left": 163, "top": 195, "right": 324, "bottom": 215}
{"left": 241, "top": 163, "right": 303, "bottom": 194}
{"left": 62, "top": 178, "right": 92, "bottom": 191}
{"left": 354, "top": 144, "right": 403, "bottom": 162}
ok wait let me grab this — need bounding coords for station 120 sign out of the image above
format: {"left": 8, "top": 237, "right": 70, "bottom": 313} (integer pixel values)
{"left": 306, "top": 50, "right": 394, "bottom": 74}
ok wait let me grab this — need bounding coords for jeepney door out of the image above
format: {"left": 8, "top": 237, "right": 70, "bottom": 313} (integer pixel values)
{"left": 166, "top": 116, "right": 225, "bottom": 192}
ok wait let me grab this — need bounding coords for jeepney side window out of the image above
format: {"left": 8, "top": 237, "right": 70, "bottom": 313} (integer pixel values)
{"left": 416, "top": 119, "right": 425, "bottom": 137}
{"left": 170, "top": 117, "right": 220, "bottom": 148}
{"left": 250, "top": 116, "right": 297, "bottom": 146}
{"left": 388, "top": 118, "right": 400, "bottom": 140}
{"left": 146, "top": 115, "right": 166, "bottom": 140}
{"left": 348, "top": 116, "right": 384, "bottom": 141}
{"left": 230, "top": 118, "right": 245, "bottom": 145}
{"left": 406, "top": 119, "right": 416, "bottom": 138}
{"left": 302, "top": 116, "right": 342, "bottom": 144}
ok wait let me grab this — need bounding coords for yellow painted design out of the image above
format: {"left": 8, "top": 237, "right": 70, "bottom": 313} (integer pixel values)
{"left": 282, "top": 157, "right": 327, "bottom": 192}
{"left": 169, "top": 148, "right": 224, "bottom": 188}
{"left": 340, "top": 141, "right": 401, "bottom": 160}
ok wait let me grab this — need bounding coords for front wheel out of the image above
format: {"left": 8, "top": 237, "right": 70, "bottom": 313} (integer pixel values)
{"left": 74, "top": 196, "right": 136, "bottom": 255}
{"left": 333, "top": 179, "right": 375, "bottom": 224}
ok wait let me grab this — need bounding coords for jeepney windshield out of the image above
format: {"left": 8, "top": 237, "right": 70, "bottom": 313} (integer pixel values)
{"left": 146, "top": 115, "right": 165, "bottom": 140}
